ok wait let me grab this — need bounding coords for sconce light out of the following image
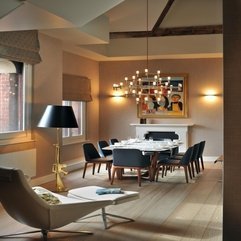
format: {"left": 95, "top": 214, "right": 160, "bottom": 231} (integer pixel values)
{"left": 204, "top": 90, "right": 218, "bottom": 102}
{"left": 112, "top": 83, "right": 125, "bottom": 97}
{"left": 113, "top": 83, "right": 122, "bottom": 90}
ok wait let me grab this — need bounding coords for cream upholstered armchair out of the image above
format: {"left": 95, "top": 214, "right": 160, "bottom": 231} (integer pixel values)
{"left": 0, "top": 167, "right": 112, "bottom": 240}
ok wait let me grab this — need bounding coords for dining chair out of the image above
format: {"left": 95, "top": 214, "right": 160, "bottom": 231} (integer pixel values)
{"left": 111, "top": 148, "right": 151, "bottom": 186}
{"left": 109, "top": 138, "right": 119, "bottom": 145}
{"left": 155, "top": 145, "right": 194, "bottom": 183}
{"left": 97, "top": 140, "right": 113, "bottom": 172}
{"left": 98, "top": 140, "right": 113, "bottom": 158}
{"left": 189, "top": 143, "right": 200, "bottom": 177}
{"left": 173, "top": 142, "right": 202, "bottom": 175}
{"left": 82, "top": 143, "right": 112, "bottom": 180}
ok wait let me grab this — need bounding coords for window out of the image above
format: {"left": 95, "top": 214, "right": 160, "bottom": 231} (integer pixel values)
{"left": 0, "top": 59, "right": 32, "bottom": 144}
{"left": 62, "top": 100, "right": 86, "bottom": 144}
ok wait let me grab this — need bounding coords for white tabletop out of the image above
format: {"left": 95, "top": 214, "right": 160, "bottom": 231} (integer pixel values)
{"left": 104, "top": 139, "right": 181, "bottom": 152}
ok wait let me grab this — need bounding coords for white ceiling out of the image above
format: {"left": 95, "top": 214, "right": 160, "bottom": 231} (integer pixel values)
{"left": 0, "top": 0, "right": 223, "bottom": 61}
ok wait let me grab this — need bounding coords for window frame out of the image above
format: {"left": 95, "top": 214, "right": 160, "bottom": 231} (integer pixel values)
{"left": 0, "top": 63, "right": 33, "bottom": 145}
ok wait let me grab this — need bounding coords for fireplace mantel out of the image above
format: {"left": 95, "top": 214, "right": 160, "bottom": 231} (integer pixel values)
{"left": 130, "top": 123, "right": 194, "bottom": 152}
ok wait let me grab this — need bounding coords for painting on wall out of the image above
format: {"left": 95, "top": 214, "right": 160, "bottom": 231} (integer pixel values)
{"left": 137, "top": 74, "right": 188, "bottom": 118}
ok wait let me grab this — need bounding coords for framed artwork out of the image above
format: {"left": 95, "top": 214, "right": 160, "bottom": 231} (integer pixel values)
{"left": 137, "top": 73, "right": 188, "bottom": 118}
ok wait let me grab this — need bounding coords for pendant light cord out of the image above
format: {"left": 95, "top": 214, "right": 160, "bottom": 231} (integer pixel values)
{"left": 146, "top": 0, "right": 149, "bottom": 72}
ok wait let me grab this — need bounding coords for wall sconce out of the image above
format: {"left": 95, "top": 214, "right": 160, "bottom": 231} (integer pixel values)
{"left": 203, "top": 90, "right": 218, "bottom": 102}
{"left": 112, "top": 83, "right": 124, "bottom": 97}
{"left": 113, "top": 83, "right": 122, "bottom": 90}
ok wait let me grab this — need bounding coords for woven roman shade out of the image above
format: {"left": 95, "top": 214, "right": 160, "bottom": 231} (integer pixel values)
{"left": 0, "top": 30, "right": 41, "bottom": 64}
{"left": 63, "top": 74, "right": 92, "bottom": 102}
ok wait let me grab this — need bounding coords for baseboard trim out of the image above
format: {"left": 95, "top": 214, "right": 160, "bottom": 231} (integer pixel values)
{"left": 203, "top": 156, "right": 220, "bottom": 162}
{"left": 30, "top": 173, "right": 55, "bottom": 186}
{"left": 30, "top": 160, "right": 84, "bottom": 186}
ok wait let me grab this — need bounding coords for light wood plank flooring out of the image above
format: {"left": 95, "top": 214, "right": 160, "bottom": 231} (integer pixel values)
{"left": 0, "top": 161, "right": 222, "bottom": 241}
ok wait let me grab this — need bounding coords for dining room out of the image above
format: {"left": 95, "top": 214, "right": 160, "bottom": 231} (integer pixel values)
{"left": 1, "top": 0, "right": 241, "bottom": 240}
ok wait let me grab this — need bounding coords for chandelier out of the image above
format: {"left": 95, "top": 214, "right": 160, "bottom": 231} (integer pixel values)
{"left": 112, "top": 0, "right": 180, "bottom": 104}
{"left": 113, "top": 70, "right": 183, "bottom": 105}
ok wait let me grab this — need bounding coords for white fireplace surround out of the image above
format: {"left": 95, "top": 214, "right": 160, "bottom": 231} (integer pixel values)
{"left": 130, "top": 123, "right": 194, "bottom": 152}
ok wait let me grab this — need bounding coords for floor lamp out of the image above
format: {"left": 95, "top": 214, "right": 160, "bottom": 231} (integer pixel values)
{"left": 38, "top": 105, "right": 78, "bottom": 192}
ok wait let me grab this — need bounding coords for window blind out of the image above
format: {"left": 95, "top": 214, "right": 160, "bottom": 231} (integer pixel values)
{"left": 63, "top": 74, "right": 92, "bottom": 102}
{"left": 0, "top": 30, "right": 41, "bottom": 64}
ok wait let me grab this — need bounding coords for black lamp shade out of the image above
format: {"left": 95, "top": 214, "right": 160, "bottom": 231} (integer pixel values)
{"left": 38, "top": 105, "right": 78, "bottom": 128}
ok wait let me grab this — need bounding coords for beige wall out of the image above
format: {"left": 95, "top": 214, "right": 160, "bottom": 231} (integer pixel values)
{"left": 99, "top": 58, "right": 223, "bottom": 157}
{"left": 32, "top": 34, "right": 100, "bottom": 177}
{"left": 33, "top": 33, "right": 63, "bottom": 177}
{"left": 62, "top": 52, "right": 100, "bottom": 162}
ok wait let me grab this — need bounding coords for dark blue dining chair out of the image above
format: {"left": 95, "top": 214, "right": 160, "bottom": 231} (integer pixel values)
{"left": 82, "top": 143, "right": 112, "bottom": 180}
{"left": 109, "top": 138, "right": 119, "bottom": 145}
{"left": 98, "top": 140, "right": 113, "bottom": 158}
{"left": 97, "top": 140, "right": 113, "bottom": 173}
{"left": 111, "top": 148, "right": 151, "bottom": 186}
{"left": 155, "top": 145, "right": 194, "bottom": 183}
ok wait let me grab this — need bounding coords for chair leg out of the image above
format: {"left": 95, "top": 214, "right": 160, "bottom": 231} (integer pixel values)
{"left": 191, "top": 161, "right": 195, "bottom": 177}
{"left": 97, "top": 163, "right": 101, "bottom": 173}
{"left": 155, "top": 166, "right": 160, "bottom": 182}
{"left": 188, "top": 164, "right": 192, "bottom": 179}
{"left": 183, "top": 166, "right": 189, "bottom": 183}
{"left": 137, "top": 168, "right": 141, "bottom": 186}
{"left": 92, "top": 163, "right": 96, "bottom": 175}
{"left": 82, "top": 163, "right": 88, "bottom": 178}
{"left": 201, "top": 156, "right": 205, "bottom": 170}
{"left": 111, "top": 168, "right": 116, "bottom": 185}
{"left": 162, "top": 165, "right": 165, "bottom": 178}
{"left": 194, "top": 159, "right": 199, "bottom": 174}
{"left": 107, "top": 163, "right": 111, "bottom": 180}
{"left": 165, "top": 166, "right": 168, "bottom": 176}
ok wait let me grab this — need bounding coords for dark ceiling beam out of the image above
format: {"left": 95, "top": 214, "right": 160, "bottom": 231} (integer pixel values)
{"left": 152, "top": 0, "right": 175, "bottom": 33}
{"left": 153, "top": 25, "right": 223, "bottom": 36}
{"left": 110, "top": 25, "right": 223, "bottom": 39}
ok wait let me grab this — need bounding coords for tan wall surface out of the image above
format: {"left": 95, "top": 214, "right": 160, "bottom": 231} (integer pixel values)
{"left": 32, "top": 35, "right": 100, "bottom": 177}
{"left": 62, "top": 52, "right": 100, "bottom": 162}
{"left": 33, "top": 33, "right": 63, "bottom": 177}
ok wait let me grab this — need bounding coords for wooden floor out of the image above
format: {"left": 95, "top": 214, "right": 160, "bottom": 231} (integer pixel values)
{"left": 0, "top": 161, "right": 223, "bottom": 241}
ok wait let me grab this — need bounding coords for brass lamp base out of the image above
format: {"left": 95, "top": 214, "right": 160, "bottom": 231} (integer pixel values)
{"left": 52, "top": 163, "right": 68, "bottom": 193}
